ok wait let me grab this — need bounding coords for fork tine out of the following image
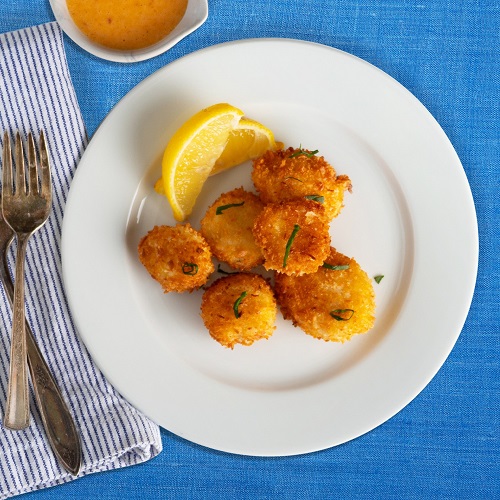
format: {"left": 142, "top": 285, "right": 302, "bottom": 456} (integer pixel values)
{"left": 2, "top": 131, "right": 13, "bottom": 196}
{"left": 39, "top": 130, "right": 52, "bottom": 198}
{"left": 14, "top": 131, "right": 26, "bottom": 195}
{"left": 27, "top": 132, "right": 38, "bottom": 195}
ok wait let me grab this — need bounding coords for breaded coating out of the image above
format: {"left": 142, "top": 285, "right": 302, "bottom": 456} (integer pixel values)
{"left": 201, "top": 273, "right": 277, "bottom": 349}
{"left": 138, "top": 224, "right": 214, "bottom": 293}
{"left": 274, "top": 247, "right": 375, "bottom": 343}
{"left": 252, "top": 199, "right": 331, "bottom": 276}
{"left": 252, "top": 147, "right": 352, "bottom": 220}
{"left": 201, "top": 187, "right": 264, "bottom": 271}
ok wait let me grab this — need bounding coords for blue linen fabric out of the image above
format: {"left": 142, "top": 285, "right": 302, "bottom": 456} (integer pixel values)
{"left": 1, "top": 0, "right": 499, "bottom": 499}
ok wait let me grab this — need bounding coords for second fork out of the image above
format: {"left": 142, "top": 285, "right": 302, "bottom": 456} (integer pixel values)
{"left": 1, "top": 131, "right": 52, "bottom": 430}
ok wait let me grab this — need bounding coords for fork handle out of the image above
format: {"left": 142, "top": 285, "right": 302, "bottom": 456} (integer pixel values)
{"left": 0, "top": 237, "right": 82, "bottom": 474}
{"left": 3, "top": 233, "right": 30, "bottom": 430}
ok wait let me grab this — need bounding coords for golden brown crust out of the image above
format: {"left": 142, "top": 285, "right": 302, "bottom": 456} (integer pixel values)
{"left": 274, "top": 247, "right": 375, "bottom": 342}
{"left": 138, "top": 224, "right": 214, "bottom": 293}
{"left": 252, "top": 199, "right": 331, "bottom": 276}
{"left": 200, "top": 187, "right": 264, "bottom": 271}
{"left": 252, "top": 147, "right": 352, "bottom": 220}
{"left": 201, "top": 273, "right": 277, "bottom": 349}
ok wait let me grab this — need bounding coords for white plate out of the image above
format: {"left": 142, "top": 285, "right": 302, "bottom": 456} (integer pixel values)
{"left": 61, "top": 39, "right": 478, "bottom": 456}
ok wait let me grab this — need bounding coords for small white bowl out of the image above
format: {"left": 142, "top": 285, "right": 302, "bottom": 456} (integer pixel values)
{"left": 49, "top": 0, "right": 208, "bottom": 63}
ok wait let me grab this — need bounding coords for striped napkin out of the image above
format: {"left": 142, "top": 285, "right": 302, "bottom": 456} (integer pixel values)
{"left": 0, "top": 23, "right": 161, "bottom": 498}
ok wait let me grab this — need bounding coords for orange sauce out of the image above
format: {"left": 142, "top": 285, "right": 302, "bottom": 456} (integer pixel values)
{"left": 66, "top": 0, "right": 188, "bottom": 51}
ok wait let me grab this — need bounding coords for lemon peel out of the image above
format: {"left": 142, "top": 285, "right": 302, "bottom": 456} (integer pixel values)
{"left": 162, "top": 103, "right": 244, "bottom": 221}
{"left": 156, "top": 111, "right": 281, "bottom": 213}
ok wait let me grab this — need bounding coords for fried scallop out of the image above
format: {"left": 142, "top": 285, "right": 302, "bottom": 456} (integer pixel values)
{"left": 201, "top": 187, "right": 264, "bottom": 270}
{"left": 274, "top": 247, "right": 375, "bottom": 342}
{"left": 252, "top": 147, "right": 352, "bottom": 220}
{"left": 252, "top": 199, "right": 331, "bottom": 276}
{"left": 201, "top": 273, "right": 277, "bottom": 348}
{"left": 138, "top": 224, "right": 214, "bottom": 293}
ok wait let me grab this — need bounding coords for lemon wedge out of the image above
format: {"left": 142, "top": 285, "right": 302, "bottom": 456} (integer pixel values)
{"left": 156, "top": 111, "right": 281, "bottom": 210}
{"left": 211, "top": 118, "right": 281, "bottom": 175}
{"left": 162, "top": 103, "right": 244, "bottom": 221}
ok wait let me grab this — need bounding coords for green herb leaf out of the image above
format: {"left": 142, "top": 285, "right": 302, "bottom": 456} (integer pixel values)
{"left": 374, "top": 275, "right": 384, "bottom": 284}
{"left": 182, "top": 262, "right": 198, "bottom": 275}
{"left": 216, "top": 201, "right": 244, "bottom": 215}
{"left": 289, "top": 147, "right": 319, "bottom": 158}
{"left": 283, "top": 224, "right": 301, "bottom": 267}
{"left": 305, "top": 194, "right": 325, "bottom": 203}
{"left": 330, "top": 309, "right": 355, "bottom": 321}
{"left": 233, "top": 291, "right": 248, "bottom": 318}
{"left": 322, "top": 263, "right": 350, "bottom": 271}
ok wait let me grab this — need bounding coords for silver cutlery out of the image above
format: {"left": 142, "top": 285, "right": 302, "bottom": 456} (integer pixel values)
{"left": 1, "top": 131, "right": 81, "bottom": 473}
{"left": 0, "top": 198, "right": 82, "bottom": 474}
{"left": 2, "top": 130, "right": 52, "bottom": 430}
{"left": 1, "top": 131, "right": 51, "bottom": 428}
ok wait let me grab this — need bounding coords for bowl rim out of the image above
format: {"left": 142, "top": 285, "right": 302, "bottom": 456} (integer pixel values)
{"left": 49, "top": 0, "right": 208, "bottom": 63}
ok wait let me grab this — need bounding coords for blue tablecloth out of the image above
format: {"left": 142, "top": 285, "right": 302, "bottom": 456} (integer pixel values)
{"left": 1, "top": 0, "right": 498, "bottom": 498}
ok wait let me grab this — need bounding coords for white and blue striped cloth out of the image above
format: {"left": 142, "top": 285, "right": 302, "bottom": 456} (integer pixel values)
{"left": 0, "top": 23, "right": 162, "bottom": 498}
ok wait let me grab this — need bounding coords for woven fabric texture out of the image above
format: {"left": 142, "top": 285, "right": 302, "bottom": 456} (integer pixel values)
{"left": 0, "top": 0, "right": 498, "bottom": 498}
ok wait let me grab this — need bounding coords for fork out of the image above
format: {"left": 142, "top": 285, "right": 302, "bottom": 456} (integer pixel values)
{"left": 2, "top": 131, "right": 52, "bottom": 430}
{"left": 0, "top": 191, "right": 82, "bottom": 473}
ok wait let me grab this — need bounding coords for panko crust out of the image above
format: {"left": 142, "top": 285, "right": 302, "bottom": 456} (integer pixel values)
{"left": 252, "top": 199, "right": 331, "bottom": 276}
{"left": 201, "top": 273, "right": 277, "bottom": 349}
{"left": 201, "top": 187, "right": 264, "bottom": 270}
{"left": 252, "top": 147, "right": 352, "bottom": 220}
{"left": 274, "top": 247, "right": 375, "bottom": 342}
{"left": 138, "top": 224, "right": 214, "bottom": 293}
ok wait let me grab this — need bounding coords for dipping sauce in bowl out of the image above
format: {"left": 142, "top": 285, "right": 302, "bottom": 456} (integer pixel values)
{"left": 50, "top": 0, "right": 208, "bottom": 62}
{"left": 66, "top": 0, "right": 188, "bottom": 50}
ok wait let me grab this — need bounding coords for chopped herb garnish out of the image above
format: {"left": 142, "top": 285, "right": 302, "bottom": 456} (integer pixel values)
{"left": 289, "top": 147, "right": 319, "bottom": 158}
{"left": 330, "top": 309, "right": 355, "bottom": 321}
{"left": 233, "top": 291, "right": 247, "bottom": 318}
{"left": 182, "top": 262, "right": 198, "bottom": 275}
{"left": 217, "top": 264, "right": 238, "bottom": 275}
{"left": 374, "top": 275, "right": 384, "bottom": 284}
{"left": 284, "top": 176, "right": 304, "bottom": 183}
{"left": 283, "top": 224, "right": 301, "bottom": 267}
{"left": 216, "top": 201, "right": 244, "bottom": 215}
{"left": 305, "top": 194, "right": 325, "bottom": 203}
{"left": 322, "top": 263, "right": 350, "bottom": 271}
